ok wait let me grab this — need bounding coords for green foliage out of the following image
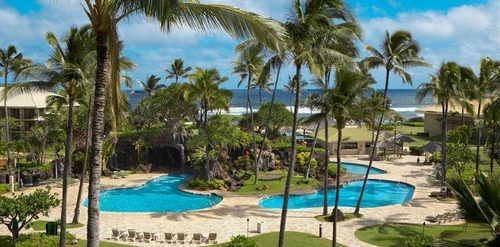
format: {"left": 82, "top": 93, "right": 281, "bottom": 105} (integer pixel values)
{"left": 447, "top": 143, "right": 474, "bottom": 176}
{"left": 119, "top": 127, "right": 164, "bottom": 139}
{"left": 402, "top": 122, "right": 424, "bottom": 127}
{"left": 296, "top": 152, "right": 317, "bottom": 169}
{"left": 0, "top": 188, "right": 60, "bottom": 242}
{"left": 133, "top": 138, "right": 151, "bottom": 164}
{"left": 242, "top": 102, "right": 293, "bottom": 138}
{"left": 408, "top": 117, "right": 424, "bottom": 122}
{"left": 328, "top": 163, "right": 347, "bottom": 179}
{"left": 0, "top": 184, "right": 9, "bottom": 194}
{"left": 402, "top": 234, "right": 433, "bottom": 247}
{"left": 18, "top": 162, "right": 52, "bottom": 172}
{"left": 226, "top": 235, "right": 258, "bottom": 247}
{"left": 15, "top": 232, "right": 77, "bottom": 247}
{"left": 409, "top": 146, "right": 424, "bottom": 156}
{"left": 187, "top": 178, "right": 226, "bottom": 190}
{"left": 448, "top": 125, "right": 475, "bottom": 146}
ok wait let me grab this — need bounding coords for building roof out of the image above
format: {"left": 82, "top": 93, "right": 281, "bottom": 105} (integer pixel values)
{"left": 0, "top": 87, "right": 56, "bottom": 109}
{"left": 416, "top": 98, "right": 494, "bottom": 117}
{"left": 318, "top": 126, "right": 373, "bottom": 142}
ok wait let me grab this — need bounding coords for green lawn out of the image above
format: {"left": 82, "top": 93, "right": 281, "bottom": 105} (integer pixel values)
{"left": 234, "top": 170, "right": 321, "bottom": 195}
{"left": 355, "top": 223, "right": 494, "bottom": 247}
{"left": 212, "top": 231, "right": 345, "bottom": 247}
{"left": 31, "top": 220, "right": 84, "bottom": 231}
{"left": 317, "top": 127, "right": 373, "bottom": 142}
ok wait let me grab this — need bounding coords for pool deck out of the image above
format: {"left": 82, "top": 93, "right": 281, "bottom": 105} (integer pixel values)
{"left": 0, "top": 155, "right": 459, "bottom": 246}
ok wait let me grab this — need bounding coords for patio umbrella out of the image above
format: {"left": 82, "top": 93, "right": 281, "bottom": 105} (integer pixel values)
{"left": 376, "top": 140, "right": 401, "bottom": 156}
{"left": 421, "top": 141, "right": 442, "bottom": 153}
{"left": 392, "top": 134, "right": 416, "bottom": 152}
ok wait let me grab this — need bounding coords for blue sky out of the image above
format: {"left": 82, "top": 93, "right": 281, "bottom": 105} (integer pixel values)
{"left": 0, "top": 0, "right": 498, "bottom": 89}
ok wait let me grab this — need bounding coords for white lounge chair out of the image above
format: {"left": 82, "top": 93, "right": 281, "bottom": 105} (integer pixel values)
{"left": 191, "top": 233, "right": 207, "bottom": 244}
{"left": 163, "top": 232, "right": 176, "bottom": 244}
{"left": 208, "top": 233, "right": 217, "bottom": 244}
{"left": 127, "top": 229, "right": 138, "bottom": 242}
{"left": 142, "top": 232, "right": 154, "bottom": 243}
{"left": 176, "top": 233, "right": 188, "bottom": 244}
{"left": 111, "top": 228, "right": 128, "bottom": 241}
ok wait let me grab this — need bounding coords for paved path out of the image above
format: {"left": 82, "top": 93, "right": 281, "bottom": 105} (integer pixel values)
{"left": 0, "top": 155, "right": 459, "bottom": 246}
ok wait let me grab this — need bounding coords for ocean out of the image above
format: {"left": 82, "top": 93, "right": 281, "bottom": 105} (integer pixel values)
{"left": 127, "top": 89, "right": 434, "bottom": 120}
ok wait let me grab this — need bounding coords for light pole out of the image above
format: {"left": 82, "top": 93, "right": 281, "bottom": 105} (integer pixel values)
{"left": 246, "top": 218, "right": 250, "bottom": 236}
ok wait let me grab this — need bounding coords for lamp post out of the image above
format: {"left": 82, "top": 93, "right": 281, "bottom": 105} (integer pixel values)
{"left": 246, "top": 218, "right": 249, "bottom": 236}
{"left": 319, "top": 224, "right": 322, "bottom": 238}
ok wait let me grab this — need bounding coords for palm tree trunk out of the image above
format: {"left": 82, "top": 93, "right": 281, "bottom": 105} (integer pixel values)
{"left": 204, "top": 107, "right": 211, "bottom": 180}
{"left": 354, "top": 69, "right": 390, "bottom": 215}
{"left": 87, "top": 31, "right": 110, "bottom": 247}
{"left": 305, "top": 122, "right": 320, "bottom": 179}
{"left": 59, "top": 98, "right": 75, "bottom": 247}
{"left": 3, "top": 69, "right": 12, "bottom": 182}
{"left": 278, "top": 63, "right": 302, "bottom": 247}
{"left": 256, "top": 64, "right": 281, "bottom": 176}
{"left": 490, "top": 131, "right": 495, "bottom": 173}
{"left": 259, "top": 88, "right": 263, "bottom": 106}
{"left": 323, "top": 68, "right": 331, "bottom": 216}
{"left": 332, "top": 126, "right": 343, "bottom": 247}
{"left": 475, "top": 102, "right": 482, "bottom": 174}
{"left": 442, "top": 101, "right": 449, "bottom": 187}
{"left": 461, "top": 106, "right": 465, "bottom": 125}
{"left": 247, "top": 75, "right": 259, "bottom": 184}
{"left": 72, "top": 95, "right": 93, "bottom": 224}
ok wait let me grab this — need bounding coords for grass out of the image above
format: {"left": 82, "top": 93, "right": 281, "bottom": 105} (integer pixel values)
{"left": 211, "top": 231, "right": 345, "bottom": 247}
{"left": 317, "top": 127, "right": 373, "bottom": 142}
{"left": 234, "top": 170, "right": 321, "bottom": 195}
{"left": 355, "top": 223, "right": 494, "bottom": 247}
{"left": 314, "top": 213, "right": 362, "bottom": 222}
{"left": 31, "top": 220, "right": 84, "bottom": 231}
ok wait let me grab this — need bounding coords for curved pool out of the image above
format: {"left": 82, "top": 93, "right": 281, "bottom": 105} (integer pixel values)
{"left": 259, "top": 180, "right": 414, "bottom": 209}
{"left": 83, "top": 174, "right": 222, "bottom": 213}
{"left": 341, "top": 162, "right": 386, "bottom": 175}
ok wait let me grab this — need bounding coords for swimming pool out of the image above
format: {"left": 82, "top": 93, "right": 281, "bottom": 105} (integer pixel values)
{"left": 83, "top": 174, "right": 222, "bottom": 213}
{"left": 259, "top": 180, "right": 414, "bottom": 209}
{"left": 341, "top": 162, "right": 386, "bottom": 175}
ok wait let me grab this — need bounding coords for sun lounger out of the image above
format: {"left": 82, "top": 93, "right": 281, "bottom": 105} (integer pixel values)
{"left": 176, "top": 233, "right": 188, "bottom": 244}
{"left": 111, "top": 228, "right": 128, "bottom": 240}
{"left": 127, "top": 229, "right": 138, "bottom": 242}
{"left": 142, "top": 232, "right": 153, "bottom": 243}
{"left": 163, "top": 232, "right": 176, "bottom": 244}
{"left": 191, "top": 233, "right": 207, "bottom": 244}
{"left": 208, "top": 233, "right": 217, "bottom": 244}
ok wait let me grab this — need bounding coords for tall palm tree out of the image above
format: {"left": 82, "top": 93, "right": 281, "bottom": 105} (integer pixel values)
{"left": 185, "top": 67, "right": 232, "bottom": 180}
{"left": 233, "top": 42, "right": 264, "bottom": 184}
{"left": 277, "top": 1, "right": 356, "bottom": 245}
{"left": 417, "top": 62, "right": 462, "bottom": 188}
{"left": 0, "top": 48, "right": 31, "bottom": 136}
{"left": 138, "top": 74, "right": 165, "bottom": 96}
{"left": 301, "top": 92, "right": 321, "bottom": 179}
{"left": 15, "top": 26, "right": 95, "bottom": 247}
{"left": 483, "top": 98, "right": 500, "bottom": 173}
{"left": 448, "top": 172, "right": 500, "bottom": 244}
{"left": 81, "top": 1, "right": 283, "bottom": 245}
{"left": 165, "top": 58, "right": 192, "bottom": 83}
{"left": 462, "top": 58, "right": 500, "bottom": 174}
{"left": 329, "top": 67, "right": 373, "bottom": 246}
{"left": 354, "top": 30, "right": 428, "bottom": 215}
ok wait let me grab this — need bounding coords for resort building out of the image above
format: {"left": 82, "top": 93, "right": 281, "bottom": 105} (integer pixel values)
{"left": 0, "top": 87, "right": 56, "bottom": 140}
{"left": 318, "top": 127, "right": 374, "bottom": 155}
{"left": 416, "top": 100, "right": 489, "bottom": 137}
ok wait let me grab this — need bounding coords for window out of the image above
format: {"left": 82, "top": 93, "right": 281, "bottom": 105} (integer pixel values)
{"left": 24, "top": 121, "right": 36, "bottom": 131}
{"left": 24, "top": 109, "right": 36, "bottom": 119}
{"left": 10, "top": 108, "right": 20, "bottom": 119}
{"left": 341, "top": 142, "right": 358, "bottom": 150}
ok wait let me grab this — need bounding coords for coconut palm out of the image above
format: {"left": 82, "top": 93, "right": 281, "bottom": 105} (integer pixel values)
{"left": 184, "top": 67, "right": 232, "bottom": 180}
{"left": 448, "top": 172, "right": 500, "bottom": 244}
{"left": 417, "top": 62, "right": 462, "bottom": 188}
{"left": 354, "top": 30, "right": 428, "bottom": 215}
{"left": 461, "top": 58, "right": 500, "bottom": 174}
{"left": 1, "top": 48, "right": 31, "bottom": 137}
{"left": 233, "top": 42, "right": 265, "bottom": 184}
{"left": 165, "top": 58, "right": 192, "bottom": 83}
{"left": 14, "top": 26, "right": 95, "bottom": 246}
{"left": 483, "top": 98, "right": 500, "bottom": 173}
{"left": 301, "top": 93, "right": 322, "bottom": 179}
{"left": 138, "top": 74, "right": 165, "bottom": 96}
{"left": 82, "top": 1, "right": 283, "bottom": 244}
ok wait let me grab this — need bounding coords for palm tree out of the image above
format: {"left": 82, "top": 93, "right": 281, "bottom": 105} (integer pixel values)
{"left": 15, "top": 26, "right": 94, "bottom": 247}
{"left": 185, "top": 67, "right": 232, "bottom": 180}
{"left": 329, "top": 67, "right": 373, "bottom": 246}
{"left": 417, "top": 62, "right": 462, "bottom": 189}
{"left": 462, "top": 58, "right": 500, "bottom": 174}
{"left": 82, "top": 1, "right": 283, "bottom": 244}
{"left": 138, "top": 74, "right": 165, "bottom": 96}
{"left": 0, "top": 46, "right": 31, "bottom": 155}
{"left": 354, "top": 30, "right": 428, "bottom": 215}
{"left": 483, "top": 98, "right": 500, "bottom": 173}
{"left": 301, "top": 93, "right": 322, "bottom": 179}
{"left": 233, "top": 42, "right": 264, "bottom": 184}
{"left": 165, "top": 58, "right": 192, "bottom": 83}
{"left": 448, "top": 172, "right": 500, "bottom": 244}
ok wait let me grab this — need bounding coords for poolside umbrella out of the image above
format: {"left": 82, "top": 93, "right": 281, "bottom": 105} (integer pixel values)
{"left": 392, "top": 134, "right": 416, "bottom": 152}
{"left": 420, "top": 141, "right": 442, "bottom": 153}
{"left": 376, "top": 140, "right": 401, "bottom": 156}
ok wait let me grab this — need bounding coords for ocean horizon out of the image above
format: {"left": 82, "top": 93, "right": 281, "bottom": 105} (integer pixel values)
{"left": 127, "top": 89, "right": 433, "bottom": 119}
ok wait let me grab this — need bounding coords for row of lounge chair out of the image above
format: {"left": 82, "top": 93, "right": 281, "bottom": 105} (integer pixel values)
{"left": 111, "top": 229, "right": 218, "bottom": 244}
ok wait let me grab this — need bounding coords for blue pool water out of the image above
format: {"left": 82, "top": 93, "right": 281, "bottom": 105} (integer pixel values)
{"left": 259, "top": 180, "right": 414, "bottom": 209}
{"left": 83, "top": 174, "right": 222, "bottom": 213}
{"left": 341, "top": 163, "right": 386, "bottom": 175}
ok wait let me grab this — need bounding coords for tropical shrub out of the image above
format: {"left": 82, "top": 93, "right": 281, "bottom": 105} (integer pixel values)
{"left": 16, "top": 232, "right": 77, "bottom": 247}
{"left": 408, "top": 117, "right": 424, "bottom": 122}
{"left": 0, "top": 184, "right": 9, "bottom": 194}
{"left": 447, "top": 143, "right": 474, "bottom": 176}
{"left": 402, "top": 234, "right": 432, "bottom": 247}
{"left": 327, "top": 164, "right": 347, "bottom": 179}
{"left": 402, "top": 122, "right": 424, "bottom": 127}
{"left": 296, "top": 152, "right": 317, "bottom": 169}
{"left": 409, "top": 146, "right": 423, "bottom": 156}
{"left": 226, "top": 235, "right": 257, "bottom": 247}
{"left": 187, "top": 178, "right": 226, "bottom": 190}
{"left": 243, "top": 102, "right": 293, "bottom": 138}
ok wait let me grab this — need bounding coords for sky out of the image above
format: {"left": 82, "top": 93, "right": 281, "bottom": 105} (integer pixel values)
{"left": 0, "top": 0, "right": 498, "bottom": 89}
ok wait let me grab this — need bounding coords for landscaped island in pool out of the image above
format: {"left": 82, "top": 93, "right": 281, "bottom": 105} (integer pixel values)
{"left": 259, "top": 180, "right": 414, "bottom": 209}
{"left": 341, "top": 162, "right": 386, "bottom": 175}
{"left": 83, "top": 174, "right": 222, "bottom": 213}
